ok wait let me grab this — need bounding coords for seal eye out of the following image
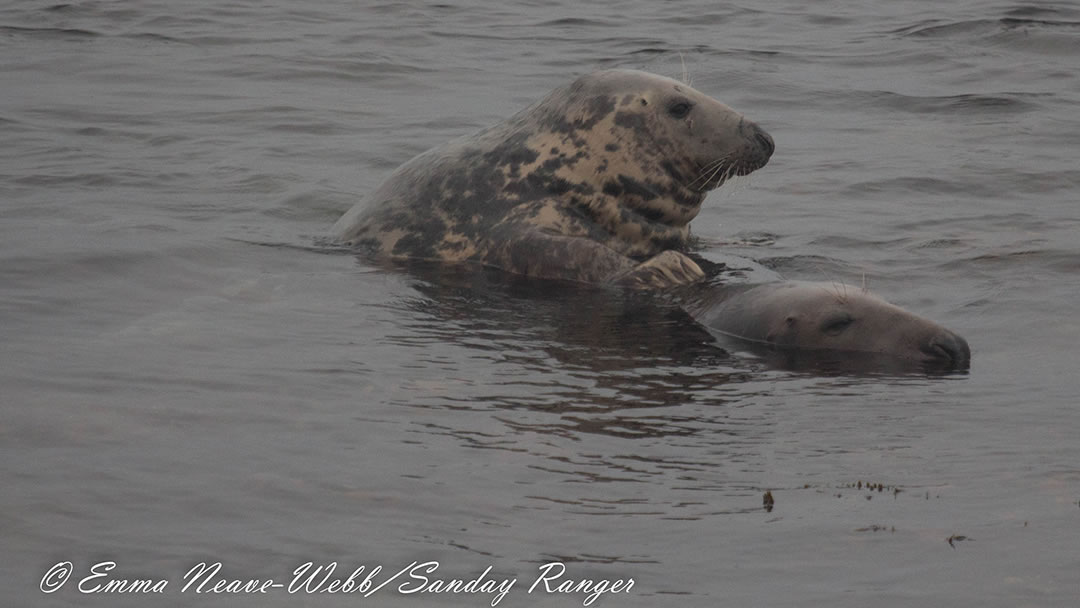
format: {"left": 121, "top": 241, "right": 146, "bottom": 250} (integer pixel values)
{"left": 668, "top": 101, "right": 692, "bottom": 119}
{"left": 821, "top": 314, "right": 854, "bottom": 337}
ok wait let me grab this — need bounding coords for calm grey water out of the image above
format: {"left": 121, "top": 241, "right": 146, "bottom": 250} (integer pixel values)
{"left": 2, "top": 1, "right": 1079, "bottom": 606}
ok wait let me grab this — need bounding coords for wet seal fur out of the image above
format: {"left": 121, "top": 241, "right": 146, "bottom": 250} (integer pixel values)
{"left": 686, "top": 281, "right": 971, "bottom": 371}
{"left": 333, "top": 69, "right": 773, "bottom": 288}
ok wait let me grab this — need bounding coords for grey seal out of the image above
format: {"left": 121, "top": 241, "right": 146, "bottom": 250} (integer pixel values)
{"left": 686, "top": 281, "right": 971, "bottom": 370}
{"left": 333, "top": 69, "right": 773, "bottom": 288}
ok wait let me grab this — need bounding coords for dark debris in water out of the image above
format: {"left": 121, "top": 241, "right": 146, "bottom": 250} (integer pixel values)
{"left": 762, "top": 490, "right": 774, "bottom": 513}
{"left": 854, "top": 525, "right": 895, "bottom": 533}
{"left": 946, "top": 534, "right": 973, "bottom": 548}
{"left": 839, "top": 480, "right": 904, "bottom": 498}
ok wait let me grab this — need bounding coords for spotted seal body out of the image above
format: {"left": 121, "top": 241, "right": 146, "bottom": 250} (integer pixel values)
{"left": 333, "top": 69, "right": 773, "bottom": 287}
{"left": 687, "top": 281, "right": 971, "bottom": 370}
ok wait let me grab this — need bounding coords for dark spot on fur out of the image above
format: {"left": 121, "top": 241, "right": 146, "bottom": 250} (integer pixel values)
{"left": 602, "top": 180, "right": 623, "bottom": 197}
{"left": 505, "top": 146, "right": 538, "bottom": 167}
{"left": 382, "top": 210, "right": 412, "bottom": 229}
{"left": 485, "top": 132, "right": 539, "bottom": 177}
{"left": 550, "top": 149, "right": 588, "bottom": 169}
{"left": 659, "top": 160, "right": 684, "bottom": 182}
{"left": 666, "top": 179, "right": 702, "bottom": 208}
{"left": 549, "top": 94, "right": 615, "bottom": 134}
{"left": 351, "top": 237, "right": 382, "bottom": 254}
{"left": 439, "top": 238, "right": 470, "bottom": 253}
{"left": 583, "top": 94, "right": 615, "bottom": 128}
{"left": 523, "top": 168, "right": 594, "bottom": 198}
{"left": 558, "top": 134, "right": 588, "bottom": 150}
{"left": 614, "top": 110, "right": 647, "bottom": 132}
{"left": 503, "top": 179, "right": 525, "bottom": 196}
{"left": 392, "top": 212, "right": 447, "bottom": 259}
{"left": 637, "top": 206, "right": 666, "bottom": 223}
{"left": 651, "top": 233, "right": 687, "bottom": 252}
{"left": 652, "top": 135, "right": 673, "bottom": 149}
{"left": 567, "top": 200, "right": 612, "bottom": 239}
{"left": 617, "top": 175, "right": 658, "bottom": 201}
{"left": 546, "top": 176, "right": 572, "bottom": 195}
{"left": 550, "top": 147, "right": 559, "bottom": 154}
{"left": 403, "top": 152, "right": 511, "bottom": 244}
{"left": 605, "top": 143, "right": 619, "bottom": 152}
{"left": 620, "top": 93, "right": 635, "bottom": 106}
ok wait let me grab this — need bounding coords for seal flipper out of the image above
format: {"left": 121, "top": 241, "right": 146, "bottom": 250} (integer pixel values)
{"left": 610, "top": 250, "right": 705, "bottom": 289}
{"left": 480, "top": 226, "right": 637, "bottom": 284}
{"left": 480, "top": 225, "right": 704, "bottom": 288}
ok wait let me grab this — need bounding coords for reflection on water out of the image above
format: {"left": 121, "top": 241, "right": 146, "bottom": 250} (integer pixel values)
{"left": 377, "top": 261, "right": 753, "bottom": 422}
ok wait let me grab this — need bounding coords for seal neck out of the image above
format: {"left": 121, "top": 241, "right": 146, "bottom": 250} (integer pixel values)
{"left": 613, "top": 171, "right": 706, "bottom": 229}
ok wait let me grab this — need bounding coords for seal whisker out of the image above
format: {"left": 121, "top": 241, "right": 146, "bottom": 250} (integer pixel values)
{"left": 827, "top": 279, "right": 852, "bottom": 304}
{"left": 698, "top": 152, "right": 732, "bottom": 172}
{"left": 718, "top": 158, "right": 739, "bottom": 186}
{"left": 690, "top": 153, "right": 735, "bottom": 189}
{"left": 691, "top": 161, "right": 721, "bottom": 186}
{"left": 694, "top": 162, "right": 727, "bottom": 190}
{"left": 693, "top": 155, "right": 728, "bottom": 179}
{"left": 708, "top": 156, "right": 734, "bottom": 185}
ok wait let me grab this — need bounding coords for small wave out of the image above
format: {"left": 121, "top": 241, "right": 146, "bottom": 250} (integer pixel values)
{"left": 0, "top": 25, "right": 99, "bottom": 39}
{"left": 950, "top": 248, "right": 1080, "bottom": 274}
{"left": 870, "top": 90, "right": 1044, "bottom": 114}
{"left": 123, "top": 31, "right": 184, "bottom": 44}
{"left": 891, "top": 15, "right": 1080, "bottom": 55}
{"left": 893, "top": 16, "right": 1080, "bottom": 38}
{"left": 533, "top": 17, "right": 617, "bottom": 28}
{"left": 1000, "top": 17, "right": 1080, "bottom": 30}
{"left": 843, "top": 176, "right": 994, "bottom": 198}
{"left": 911, "top": 238, "right": 972, "bottom": 250}
{"left": 893, "top": 18, "right": 998, "bottom": 38}
{"left": 1004, "top": 5, "right": 1080, "bottom": 19}
{"left": 756, "top": 254, "right": 863, "bottom": 278}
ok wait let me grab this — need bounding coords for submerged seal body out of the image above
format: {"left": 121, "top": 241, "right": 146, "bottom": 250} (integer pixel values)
{"left": 333, "top": 69, "right": 773, "bottom": 287}
{"left": 687, "top": 281, "right": 971, "bottom": 371}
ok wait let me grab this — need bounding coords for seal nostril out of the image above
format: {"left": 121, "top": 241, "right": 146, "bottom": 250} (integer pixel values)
{"left": 923, "top": 332, "right": 971, "bottom": 367}
{"left": 754, "top": 130, "right": 775, "bottom": 158}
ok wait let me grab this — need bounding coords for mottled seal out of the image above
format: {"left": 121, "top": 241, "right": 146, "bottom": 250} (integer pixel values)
{"left": 686, "top": 281, "right": 971, "bottom": 370}
{"left": 333, "top": 69, "right": 773, "bottom": 287}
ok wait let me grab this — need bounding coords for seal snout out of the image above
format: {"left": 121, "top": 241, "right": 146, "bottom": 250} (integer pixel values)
{"left": 752, "top": 125, "right": 775, "bottom": 159}
{"left": 732, "top": 120, "right": 774, "bottom": 175}
{"left": 921, "top": 330, "right": 971, "bottom": 368}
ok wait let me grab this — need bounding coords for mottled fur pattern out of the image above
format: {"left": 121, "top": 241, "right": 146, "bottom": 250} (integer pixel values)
{"left": 333, "top": 69, "right": 774, "bottom": 288}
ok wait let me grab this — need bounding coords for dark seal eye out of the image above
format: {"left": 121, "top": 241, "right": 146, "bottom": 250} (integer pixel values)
{"left": 821, "top": 314, "right": 854, "bottom": 337}
{"left": 668, "top": 101, "right": 692, "bottom": 119}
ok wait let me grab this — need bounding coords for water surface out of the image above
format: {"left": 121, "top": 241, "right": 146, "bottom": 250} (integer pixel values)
{"left": 2, "top": 1, "right": 1079, "bottom": 606}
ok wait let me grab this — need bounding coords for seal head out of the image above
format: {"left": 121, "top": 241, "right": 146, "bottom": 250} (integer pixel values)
{"left": 689, "top": 281, "right": 971, "bottom": 371}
